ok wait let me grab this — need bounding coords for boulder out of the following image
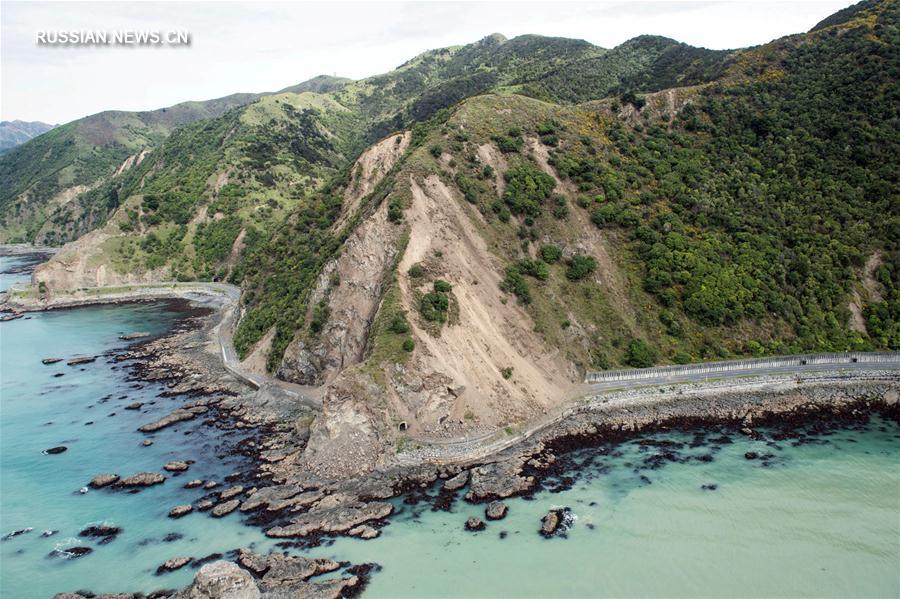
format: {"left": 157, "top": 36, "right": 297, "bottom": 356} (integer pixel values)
{"left": 196, "top": 500, "right": 214, "bottom": 512}
{"left": 203, "top": 481, "right": 219, "bottom": 490}
{"left": 184, "top": 479, "right": 204, "bottom": 489}
{"left": 348, "top": 525, "right": 380, "bottom": 539}
{"left": 48, "top": 546, "right": 92, "bottom": 559}
{"left": 485, "top": 501, "right": 508, "bottom": 521}
{"left": 168, "top": 505, "right": 193, "bottom": 519}
{"left": 89, "top": 474, "right": 119, "bottom": 488}
{"left": 79, "top": 525, "right": 121, "bottom": 538}
{"left": 119, "top": 472, "right": 165, "bottom": 487}
{"left": 172, "top": 560, "right": 260, "bottom": 599}
{"left": 540, "top": 510, "right": 561, "bottom": 537}
{"left": 156, "top": 556, "right": 192, "bottom": 574}
{"left": 43, "top": 446, "right": 67, "bottom": 455}
{"left": 124, "top": 402, "right": 143, "bottom": 410}
{"left": 465, "top": 517, "right": 486, "bottom": 531}
{"left": 67, "top": 356, "right": 97, "bottom": 366}
{"left": 138, "top": 409, "right": 195, "bottom": 433}
{"left": 219, "top": 485, "right": 244, "bottom": 500}
{"left": 442, "top": 470, "right": 469, "bottom": 492}
{"left": 42, "top": 358, "right": 63, "bottom": 365}
{"left": 211, "top": 500, "right": 240, "bottom": 518}
{"left": 164, "top": 461, "right": 191, "bottom": 472}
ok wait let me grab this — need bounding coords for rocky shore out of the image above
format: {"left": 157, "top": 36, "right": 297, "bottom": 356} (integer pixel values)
{"left": 7, "top": 275, "right": 898, "bottom": 597}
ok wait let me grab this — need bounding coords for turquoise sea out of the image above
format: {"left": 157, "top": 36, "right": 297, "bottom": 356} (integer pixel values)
{"left": 1, "top": 254, "right": 898, "bottom": 598}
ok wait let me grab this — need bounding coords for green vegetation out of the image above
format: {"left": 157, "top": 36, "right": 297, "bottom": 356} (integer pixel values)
{"left": 502, "top": 165, "right": 556, "bottom": 217}
{"left": 625, "top": 338, "right": 656, "bottom": 368}
{"left": 565, "top": 255, "right": 596, "bottom": 281}
{"left": 865, "top": 255, "right": 900, "bottom": 349}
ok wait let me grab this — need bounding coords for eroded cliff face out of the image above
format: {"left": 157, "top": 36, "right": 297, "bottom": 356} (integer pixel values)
{"left": 295, "top": 170, "right": 579, "bottom": 480}
{"left": 278, "top": 133, "right": 411, "bottom": 385}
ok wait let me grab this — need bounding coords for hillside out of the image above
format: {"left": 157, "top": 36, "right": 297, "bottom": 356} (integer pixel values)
{"left": 0, "top": 120, "right": 55, "bottom": 154}
{"left": 27, "top": 0, "right": 900, "bottom": 476}
{"left": 0, "top": 76, "right": 351, "bottom": 245}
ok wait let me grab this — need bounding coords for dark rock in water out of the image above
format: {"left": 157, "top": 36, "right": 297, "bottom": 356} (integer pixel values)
{"left": 42, "top": 358, "right": 63, "bottom": 365}
{"left": 744, "top": 451, "right": 759, "bottom": 460}
{"left": 142, "top": 440, "right": 153, "bottom": 447}
{"left": 79, "top": 525, "right": 121, "bottom": 538}
{"left": 701, "top": 484, "right": 719, "bottom": 491}
{"left": 43, "top": 446, "right": 67, "bottom": 455}
{"left": 156, "top": 556, "right": 192, "bottom": 574}
{"left": 465, "top": 517, "right": 486, "bottom": 531}
{"left": 2, "top": 527, "right": 33, "bottom": 540}
{"left": 67, "top": 356, "right": 97, "bottom": 366}
{"left": 41, "top": 530, "right": 58, "bottom": 538}
{"left": 53, "top": 373, "right": 65, "bottom": 377}
{"left": 499, "top": 531, "right": 508, "bottom": 539}
{"left": 203, "top": 481, "right": 218, "bottom": 490}
{"left": 124, "top": 402, "right": 143, "bottom": 411}
{"left": 485, "top": 501, "right": 508, "bottom": 521}
{"left": 540, "top": 508, "right": 574, "bottom": 538}
{"left": 89, "top": 474, "right": 119, "bottom": 488}
{"left": 162, "top": 533, "right": 183, "bottom": 543}
{"left": 184, "top": 479, "right": 204, "bottom": 489}
{"left": 48, "top": 546, "right": 92, "bottom": 559}
{"left": 119, "top": 472, "right": 165, "bottom": 487}
{"left": 168, "top": 505, "right": 193, "bottom": 519}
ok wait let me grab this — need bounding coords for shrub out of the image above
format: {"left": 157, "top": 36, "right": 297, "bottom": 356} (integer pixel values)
{"left": 625, "top": 339, "right": 656, "bottom": 368}
{"left": 500, "top": 366, "right": 514, "bottom": 379}
{"left": 517, "top": 259, "right": 549, "bottom": 281}
{"left": 500, "top": 266, "right": 532, "bottom": 304}
{"left": 389, "top": 314, "right": 410, "bottom": 334}
{"left": 402, "top": 338, "right": 415, "bottom": 352}
{"left": 540, "top": 244, "right": 562, "bottom": 263}
{"left": 430, "top": 144, "right": 443, "bottom": 158}
{"left": 566, "top": 255, "right": 597, "bottom": 281}
{"left": 388, "top": 198, "right": 403, "bottom": 223}
{"left": 503, "top": 165, "right": 556, "bottom": 217}
{"left": 433, "top": 279, "right": 452, "bottom": 293}
{"left": 408, "top": 264, "right": 425, "bottom": 278}
{"left": 420, "top": 292, "right": 449, "bottom": 322}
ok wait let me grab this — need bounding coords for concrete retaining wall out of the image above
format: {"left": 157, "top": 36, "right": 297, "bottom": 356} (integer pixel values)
{"left": 585, "top": 352, "right": 900, "bottom": 384}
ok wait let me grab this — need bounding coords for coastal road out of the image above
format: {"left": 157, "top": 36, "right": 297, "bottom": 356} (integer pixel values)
{"left": 586, "top": 359, "right": 900, "bottom": 393}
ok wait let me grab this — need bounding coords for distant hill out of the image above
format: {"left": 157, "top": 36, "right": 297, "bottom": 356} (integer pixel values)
{"left": 0, "top": 120, "right": 56, "bottom": 154}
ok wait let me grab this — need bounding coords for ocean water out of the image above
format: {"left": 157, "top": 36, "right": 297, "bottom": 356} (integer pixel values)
{"left": 2, "top": 253, "right": 898, "bottom": 598}
{"left": 0, "top": 299, "right": 275, "bottom": 597}
{"left": 306, "top": 419, "right": 900, "bottom": 599}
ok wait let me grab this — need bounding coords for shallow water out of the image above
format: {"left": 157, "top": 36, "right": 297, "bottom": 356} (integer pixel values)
{"left": 305, "top": 419, "right": 900, "bottom": 598}
{"left": 0, "top": 299, "right": 275, "bottom": 597}
{"left": 1, "top": 255, "right": 898, "bottom": 598}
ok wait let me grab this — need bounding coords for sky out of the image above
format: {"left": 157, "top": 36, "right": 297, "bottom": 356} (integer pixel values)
{"left": 1, "top": 0, "right": 855, "bottom": 125}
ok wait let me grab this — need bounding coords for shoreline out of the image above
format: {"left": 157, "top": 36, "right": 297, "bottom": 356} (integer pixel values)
{"left": 3, "top": 275, "right": 899, "bottom": 596}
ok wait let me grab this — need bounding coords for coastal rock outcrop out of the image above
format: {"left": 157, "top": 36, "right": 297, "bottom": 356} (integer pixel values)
{"left": 485, "top": 501, "right": 508, "bottom": 520}
{"left": 465, "top": 517, "right": 486, "bottom": 531}
{"left": 169, "top": 505, "right": 193, "bottom": 519}
{"left": 138, "top": 409, "right": 195, "bottom": 433}
{"left": 157, "top": 556, "right": 192, "bottom": 574}
{"left": 265, "top": 501, "right": 393, "bottom": 538}
{"left": 119, "top": 472, "right": 165, "bottom": 487}
{"left": 88, "top": 474, "right": 119, "bottom": 489}
{"left": 211, "top": 500, "right": 240, "bottom": 518}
